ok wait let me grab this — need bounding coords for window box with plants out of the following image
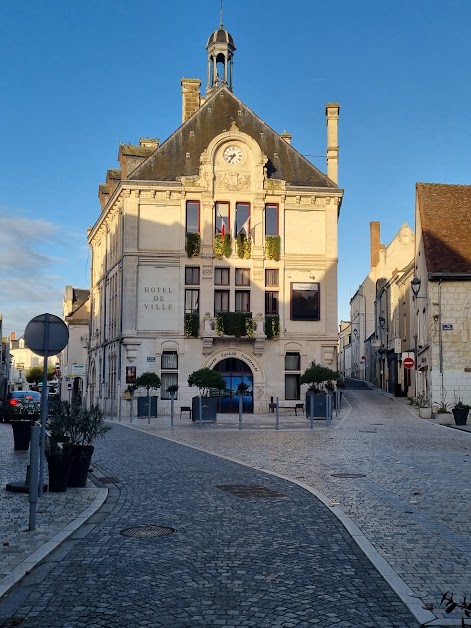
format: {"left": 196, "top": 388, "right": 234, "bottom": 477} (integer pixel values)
{"left": 264, "top": 315, "right": 280, "bottom": 340}
{"left": 214, "top": 234, "right": 232, "bottom": 259}
{"left": 184, "top": 313, "right": 199, "bottom": 338}
{"left": 300, "top": 361, "right": 340, "bottom": 419}
{"left": 216, "top": 312, "right": 254, "bottom": 338}
{"left": 188, "top": 368, "right": 226, "bottom": 422}
{"left": 185, "top": 232, "right": 201, "bottom": 258}
{"left": 265, "top": 235, "right": 281, "bottom": 261}
{"left": 236, "top": 233, "right": 252, "bottom": 259}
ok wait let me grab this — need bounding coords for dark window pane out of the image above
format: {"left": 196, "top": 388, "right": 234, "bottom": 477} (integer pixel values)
{"left": 291, "top": 282, "right": 320, "bottom": 320}
{"left": 235, "top": 203, "right": 250, "bottom": 236}
{"left": 235, "top": 268, "right": 250, "bottom": 286}
{"left": 265, "top": 204, "right": 278, "bottom": 236}
{"left": 186, "top": 201, "right": 199, "bottom": 233}
{"left": 161, "top": 373, "right": 178, "bottom": 400}
{"left": 185, "top": 267, "right": 200, "bottom": 285}
{"left": 215, "top": 290, "right": 230, "bottom": 313}
{"left": 285, "top": 352, "right": 300, "bottom": 370}
{"left": 185, "top": 289, "right": 199, "bottom": 314}
{"left": 265, "top": 291, "right": 279, "bottom": 315}
{"left": 285, "top": 374, "right": 300, "bottom": 400}
{"left": 235, "top": 290, "right": 250, "bottom": 312}
{"left": 215, "top": 267, "right": 230, "bottom": 285}
{"left": 215, "top": 202, "right": 230, "bottom": 235}
{"left": 161, "top": 351, "right": 178, "bottom": 369}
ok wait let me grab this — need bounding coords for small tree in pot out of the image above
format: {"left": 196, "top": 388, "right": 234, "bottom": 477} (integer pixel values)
{"left": 135, "top": 372, "right": 161, "bottom": 419}
{"left": 188, "top": 368, "right": 226, "bottom": 421}
{"left": 300, "top": 361, "right": 340, "bottom": 418}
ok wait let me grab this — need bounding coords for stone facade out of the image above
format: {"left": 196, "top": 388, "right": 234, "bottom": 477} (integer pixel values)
{"left": 87, "top": 26, "right": 343, "bottom": 417}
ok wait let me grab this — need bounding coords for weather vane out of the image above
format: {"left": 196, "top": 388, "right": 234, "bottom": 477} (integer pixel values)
{"left": 220, "top": 0, "right": 223, "bottom": 28}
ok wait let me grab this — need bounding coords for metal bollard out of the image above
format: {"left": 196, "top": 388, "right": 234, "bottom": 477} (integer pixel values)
{"left": 310, "top": 395, "right": 314, "bottom": 430}
{"left": 29, "top": 425, "right": 40, "bottom": 531}
{"left": 239, "top": 395, "right": 243, "bottom": 430}
{"left": 275, "top": 397, "right": 280, "bottom": 431}
{"left": 199, "top": 396, "right": 202, "bottom": 428}
{"left": 170, "top": 393, "right": 175, "bottom": 427}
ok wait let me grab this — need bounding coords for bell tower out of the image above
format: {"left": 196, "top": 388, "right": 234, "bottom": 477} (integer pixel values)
{"left": 206, "top": 19, "right": 236, "bottom": 94}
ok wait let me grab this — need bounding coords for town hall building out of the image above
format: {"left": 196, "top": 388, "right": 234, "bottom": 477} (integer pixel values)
{"left": 87, "top": 23, "right": 343, "bottom": 416}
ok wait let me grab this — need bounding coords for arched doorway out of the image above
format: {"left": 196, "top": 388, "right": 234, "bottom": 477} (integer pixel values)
{"left": 213, "top": 358, "right": 253, "bottom": 413}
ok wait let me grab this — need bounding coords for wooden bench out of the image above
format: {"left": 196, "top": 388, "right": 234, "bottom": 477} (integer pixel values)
{"left": 180, "top": 406, "right": 192, "bottom": 420}
{"left": 269, "top": 402, "right": 305, "bottom": 416}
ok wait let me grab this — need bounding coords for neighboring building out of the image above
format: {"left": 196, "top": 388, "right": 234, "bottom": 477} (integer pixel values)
{"left": 8, "top": 332, "right": 59, "bottom": 393}
{"left": 87, "top": 23, "right": 344, "bottom": 416}
{"left": 412, "top": 183, "right": 471, "bottom": 407}
{"left": 0, "top": 314, "right": 9, "bottom": 398}
{"left": 61, "top": 285, "right": 90, "bottom": 404}
{"left": 347, "top": 221, "right": 415, "bottom": 381}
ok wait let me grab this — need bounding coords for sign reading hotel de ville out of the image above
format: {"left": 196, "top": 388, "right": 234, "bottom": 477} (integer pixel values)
{"left": 137, "top": 267, "right": 179, "bottom": 331}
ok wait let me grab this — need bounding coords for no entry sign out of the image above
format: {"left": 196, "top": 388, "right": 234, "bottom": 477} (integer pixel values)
{"left": 403, "top": 357, "right": 415, "bottom": 369}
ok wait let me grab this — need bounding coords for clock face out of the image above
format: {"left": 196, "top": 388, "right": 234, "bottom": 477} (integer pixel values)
{"left": 223, "top": 145, "right": 244, "bottom": 165}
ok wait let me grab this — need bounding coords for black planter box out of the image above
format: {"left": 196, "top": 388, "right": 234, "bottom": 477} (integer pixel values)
{"left": 305, "top": 392, "right": 332, "bottom": 419}
{"left": 137, "top": 396, "right": 158, "bottom": 418}
{"left": 11, "top": 422, "right": 32, "bottom": 451}
{"left": 68, "top": 445, "right": 94, "bottom": 488}
{"left": 192, "top": 396, "right": 218, "bottom": 422}
{"left": 452, "top": 407, "right": 469, "bottom": 425}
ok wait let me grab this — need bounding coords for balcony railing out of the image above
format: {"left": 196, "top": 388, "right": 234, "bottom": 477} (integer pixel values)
{"left": 203, "top": 312, "right": 265, "bottom": 339}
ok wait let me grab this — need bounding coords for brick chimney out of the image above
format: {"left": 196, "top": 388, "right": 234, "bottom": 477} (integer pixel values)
{"left": 181, "top": 78, "right": 202, "bottom": 123}
{"left": 10, "top": 331, "right": 15, "bottom": 341}
{"left": 370, "top": 221, "right": 381, "bottom": 269}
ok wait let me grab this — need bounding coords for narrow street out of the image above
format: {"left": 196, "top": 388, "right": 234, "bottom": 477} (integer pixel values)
{"left": 1, "top": 387, "right": 470, "bottom": 627}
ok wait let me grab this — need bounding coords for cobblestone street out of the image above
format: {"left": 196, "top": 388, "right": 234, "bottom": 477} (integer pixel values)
{"left": 1, "top": 387, "right": 470, "bottom": 626}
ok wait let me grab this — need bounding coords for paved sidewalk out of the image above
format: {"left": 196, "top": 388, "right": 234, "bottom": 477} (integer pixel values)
{"left": 0, "top": 423, "right": 107, "bottom": 599}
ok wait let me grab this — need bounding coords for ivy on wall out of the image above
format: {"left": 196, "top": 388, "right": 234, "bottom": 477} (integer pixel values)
{"left": 265, "top": 235, "right": 281, "bottom": 261}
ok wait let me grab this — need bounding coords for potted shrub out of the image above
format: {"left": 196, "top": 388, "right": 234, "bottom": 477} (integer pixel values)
{"left": 452, "top": 400, "right": 470, "bottom": 425}
{"left": 433, "top": 400, "right": 453, "bottom": 425}
{"left": 135, "top": 372, "right": 161, "bottom": 419}
{"left": 413, "top": 393, "right": 432, "bottom": 418}
{"left": 47, "top": 401, "right": 111, "bottom": 488}
{"left": 11, "top": 408, "right": 40, "bottom": 451}
{"left": 300, "top": 361, "right": 339, "bottom": 418}
{"left": 188, "top": 368, "right": 226, "bottom": 421}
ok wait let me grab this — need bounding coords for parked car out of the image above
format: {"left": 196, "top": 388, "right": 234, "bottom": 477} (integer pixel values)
{"left": 2, "top": 391, "right": 41, "bottom": 423}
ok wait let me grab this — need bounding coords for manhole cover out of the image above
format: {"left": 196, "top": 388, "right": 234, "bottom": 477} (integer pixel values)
{"left": 331, "top": 473, "right": 366, "bottom": 479}
{"left": 217, "top": 484, "right": 286, "bottom": 498}
{"left": 120, "top": 525, "right": 176, "bottom": 538}
{"left": 0, "top": 620, "right": 25, "bottom": 628}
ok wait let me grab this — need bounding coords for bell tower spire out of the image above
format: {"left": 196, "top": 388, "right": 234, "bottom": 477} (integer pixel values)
{"left": 206, "top": 14, "right": 236, "bottom": 94}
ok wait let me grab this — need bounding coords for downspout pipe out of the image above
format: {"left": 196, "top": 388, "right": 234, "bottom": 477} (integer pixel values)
{"left": 438, "top": 279, "right": 444, "bottom": 403}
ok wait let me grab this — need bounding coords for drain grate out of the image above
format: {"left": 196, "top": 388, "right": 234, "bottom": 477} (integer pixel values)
{"left": 217, "top": 484, "right": 286, "bottom": 498}
{"left": 331, "top": 473, "right": 366, "bottom": 479}
{"left": 120, "top": 525, "right": 176, "bottom": 538}
{"left": 0, "top": 620, "right": 25, "bottom": 628}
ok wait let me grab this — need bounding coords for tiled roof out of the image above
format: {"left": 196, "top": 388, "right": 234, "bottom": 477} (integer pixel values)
{"left": 417, "top": 183, "right": 471, "bottom": 274}
{"left": 120, "top": 144, "right": 154, "bottom": 158}
{"left": 129, "top": 87, "right": 337, "bottom": 189}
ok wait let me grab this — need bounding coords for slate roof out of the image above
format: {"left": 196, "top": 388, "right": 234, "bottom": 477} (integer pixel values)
{"left": 417, "top": 182, "right": 471, "bottom": 274}
{"left": 128, "top": 87, "right": 337, "bottom": 189}
{"left": 207, "top": 27, "right": 235, "bottom": 48}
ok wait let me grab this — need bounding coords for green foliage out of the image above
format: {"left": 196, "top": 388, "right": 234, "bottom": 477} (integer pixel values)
{"left": 26, "top": 365, "right": 54, "bottom": 384}
{"left": 185, "top": 232, "right": 201, "bottom": 258}
{"left": 412, "top": 393, "right": 429, "bottom": 409}
{"left": 264, "top": 315, "right": 280, "bottom": 340}
{"left": 47, "top": 402, "right": 111, "bottom": 448}
{"left": 184, "top": 313, "right": 199, "bottom": 337}
{"left": 188, "top": 368, "right": 226, "bottom": 397}
{"left": 166, "top": 384, "right": 179, "bottom": 394}
{"left": 237, "top": 382, "right": 249, "bottom": 394}
{"left": 236, "top": 233, "right": 252, "bottom": 259}
{"left": 265, "top": 235, "right": 281, "bottom": 261}
{"left": 216, "top": 312, "right": 253, "bottom": 337}
{"left": 214, "top": 234, "right": 232, "bottom": 259}
{"left": 135, "top": 372, "right": 161, "bottom": 396}
{"left": 300, "top": 361, "right": 340, "bottom": 393}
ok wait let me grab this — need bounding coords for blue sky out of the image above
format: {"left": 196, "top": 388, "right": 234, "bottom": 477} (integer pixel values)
{"left": 1, "top": 0, "right": 471, "bottom": 336}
